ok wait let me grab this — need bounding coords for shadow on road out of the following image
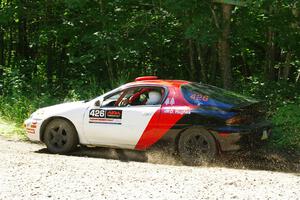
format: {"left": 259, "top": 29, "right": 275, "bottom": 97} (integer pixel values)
{"left": 36, "top": 146, "right": 149, "bottom": 163}
{"left": 35, "top": 145, "right": 300, "bottom": 174}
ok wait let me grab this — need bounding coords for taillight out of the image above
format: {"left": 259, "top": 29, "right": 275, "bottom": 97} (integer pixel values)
{"left": 226, "top": 116, "right": 245, "bottom": 125}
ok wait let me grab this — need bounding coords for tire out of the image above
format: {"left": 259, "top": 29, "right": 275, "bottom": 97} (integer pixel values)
{"left": 43, "top": 118, "right": 78, "bottom": 154}
{"left": 178, "top": 128, "right": 217, "bottom": 165}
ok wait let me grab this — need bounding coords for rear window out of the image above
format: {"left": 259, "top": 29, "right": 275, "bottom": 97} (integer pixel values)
{"left": 181, "top": 83, "right": 257, "bottom": 106}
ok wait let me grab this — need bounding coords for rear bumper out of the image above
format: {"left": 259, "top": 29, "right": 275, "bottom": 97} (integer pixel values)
{"left": 212, "top": 121, "right": 272, "bottom": 151}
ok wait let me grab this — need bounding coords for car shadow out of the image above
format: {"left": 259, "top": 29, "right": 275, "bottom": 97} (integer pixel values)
{"left": 35, "top": 146, "right": 149, "bottom": 163}
{"left": 35, "top": 145, "right": 300, "bottom": 174}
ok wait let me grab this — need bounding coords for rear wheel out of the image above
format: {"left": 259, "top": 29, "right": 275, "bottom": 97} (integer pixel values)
{"left": 43, "top": 119, "right": 78, "bottom": 154}
{"left": 178, "top": 129, "right": 217, "bottom": 165}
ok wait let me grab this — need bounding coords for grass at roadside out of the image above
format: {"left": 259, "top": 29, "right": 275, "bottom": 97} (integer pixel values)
{"left": 0, "top": 117, "right": 27, "bottom": 140}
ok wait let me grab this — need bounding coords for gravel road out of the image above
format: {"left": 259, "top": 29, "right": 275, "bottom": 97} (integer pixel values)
{"left": 0, "top": 136, "right": 299, "bottom": 200}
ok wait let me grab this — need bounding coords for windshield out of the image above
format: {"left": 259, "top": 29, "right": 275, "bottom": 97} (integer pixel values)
{"left": 181, "top": 83, "right": 258, "bottom": 108}
{"left": 87, "top": 86, "right": 124, "bottom": 104}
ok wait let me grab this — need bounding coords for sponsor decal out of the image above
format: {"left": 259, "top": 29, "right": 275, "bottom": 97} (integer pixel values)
{"left": 89, "top": 109, "right": 122, "bottom": 124}
{"left": 25, "top": 121, "right": 37, "bottom": 134}
{"left": 106, "top": 110, "right": 122, "bottom": 119}
{"left": 162, "top": 107, "right": 191, "bottom": 115}
{"left": 26, "top": 128, "right": 35, "bottom": 134}
{"left": 175, "top": 109, "right": 191, "bottom": 115}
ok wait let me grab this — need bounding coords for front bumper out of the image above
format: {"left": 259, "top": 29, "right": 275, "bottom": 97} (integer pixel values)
{"left": 24, "top": 118, "right": 42, "bottom": 142}
{"left": 213, "top": 121, "right": 272, "bottom": 151}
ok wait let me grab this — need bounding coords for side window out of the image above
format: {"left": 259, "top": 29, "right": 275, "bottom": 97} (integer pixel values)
{"left": 101, "top": 91, "right": 123, "bottom": 107}
{"left": 120, "top": 87, "right": 164, "bottom": 107}
{"left": 102, "top": 87, "right": 165, "bottom": 107}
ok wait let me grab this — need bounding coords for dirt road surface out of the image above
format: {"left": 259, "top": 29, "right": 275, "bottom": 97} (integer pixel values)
{"left": 0, "top": 136, "right": 299, "bottom": 200}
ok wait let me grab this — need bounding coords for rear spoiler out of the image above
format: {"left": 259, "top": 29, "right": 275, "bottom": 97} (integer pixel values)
{"left": 229, "top": 101, "right": 266, "bottom": 112}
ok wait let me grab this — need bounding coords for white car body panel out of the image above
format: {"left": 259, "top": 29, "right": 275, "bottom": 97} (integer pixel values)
{"left": 24, "top": 84, "right": 167, "bottom": 150}
{"left": 25, "top": 101, "right": 90, "bottom": 144}
{"left": 83, "top": 105, "right": 159, "bottom": 149}
{"left": 24, "top": 94, "right": 161, "bottom": 149}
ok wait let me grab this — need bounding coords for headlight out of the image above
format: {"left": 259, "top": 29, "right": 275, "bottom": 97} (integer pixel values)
{"left": 35, "top": 109, "right": 45, "bottom": 116}
{"left": 31, "top": 109, "right": 45, "bottom": 119}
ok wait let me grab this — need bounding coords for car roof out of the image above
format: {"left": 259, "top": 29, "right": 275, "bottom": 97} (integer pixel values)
{"left": 124, "top": 79, "right": 190, "bottom": 88}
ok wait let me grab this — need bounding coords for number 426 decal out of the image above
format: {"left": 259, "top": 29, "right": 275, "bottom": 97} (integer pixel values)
{"left": 89, "top": 109, "right": 122, "bottom": 119}
{"left": 89, "top": 109, "right": 106, "bottom": 118}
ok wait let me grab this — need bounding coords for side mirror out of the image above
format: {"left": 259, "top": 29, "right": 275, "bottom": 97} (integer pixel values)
{"left": 94, "top": 100, "right": 101, "bottom": 107}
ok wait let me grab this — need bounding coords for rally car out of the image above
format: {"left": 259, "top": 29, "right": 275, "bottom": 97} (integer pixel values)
{"left": 25, "top": 76, "right": 271, "bottom": 165}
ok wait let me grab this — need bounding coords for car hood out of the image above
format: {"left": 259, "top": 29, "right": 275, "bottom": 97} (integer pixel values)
{"left": 31, "top": 101, "right": 87, "bottom": 119}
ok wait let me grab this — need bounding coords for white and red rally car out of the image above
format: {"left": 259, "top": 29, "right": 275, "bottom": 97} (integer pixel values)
{"left": 25, "top": 76, "right": 271, "bottom": 165}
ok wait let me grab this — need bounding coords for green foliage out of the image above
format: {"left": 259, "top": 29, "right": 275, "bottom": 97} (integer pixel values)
{"left": 271, "top": 100, "right": 300, "bottom": 149}
{"left": 237, "top": 80, "right": 300, "bottom": 114}
{"left": 0, "top": 93, "right": 59, "bottom": 124}
{"left": 0, "top": 81, "right": 106, "bottom": 124}
{"left": 0, "top": 0, "right": 300, "bottom": 149}
{"left": 0, "top": 117, "right": 26, "bottom": 140}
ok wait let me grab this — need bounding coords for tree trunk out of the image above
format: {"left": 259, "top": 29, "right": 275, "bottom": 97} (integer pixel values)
{"left": 282, "top": 52, "right": 292, "bottom": 81}
{"left": 99, "top": 0, "right": 114, "bottom": 87}
{"left": 0, "top": 28, "right": 4, "bottom": 65}
{"left": 218, "top": 4, "right": 232, "bottom": 89}
{"left": 17, "top": 0, "right": 32, "bottom": 84}
{"left": 106, "top": 47, "right": 114, "bottom": 87}
{"left": 209, "top": 45, "right": 218, "bottom": 84}
{"left": 264, "top": 5, "right": 277, "bottom": 81}
{"left": 0, "top": 28, "right": 4, "bottom": 94}
{"left": 296, "top": 71, "right": 300, "bottom": 83}
{"left": 7, "top": 27, "right": 13, "bottom": 66}
{"left": 17, "top": 0, "right": 29, "bottom": 60}
{"left": 188, "top": 39, "right": 196, "bottom": 81}
{"left": 58, "top": 39, "right": 68, "bottom": 88}
{"left": 196, "top": 43, "right": 208, "bottom": 83}
{"left": 265, "top": 28, "right": 276, "bottom": 80}
{"left": 46, "top": 41, "right": 54, "bottom": 89}
{"left": 241, "top": 52, "right": 251, "bottom": 78}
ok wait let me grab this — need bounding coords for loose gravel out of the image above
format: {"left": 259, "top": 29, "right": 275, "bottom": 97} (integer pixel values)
{"left": 0, "top": 136, "right": 299, "bottom": 200}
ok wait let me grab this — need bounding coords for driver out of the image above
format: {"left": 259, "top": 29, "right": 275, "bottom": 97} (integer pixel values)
{"left": 118, "top": 97, "right": 129, "bottom": 107}
{"left": 146, "top": 91, "right": 162, "bottom": 105}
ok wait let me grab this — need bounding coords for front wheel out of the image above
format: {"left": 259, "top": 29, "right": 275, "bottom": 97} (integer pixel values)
{"left": 43, "top": 119, "right": 78, "bottom": 154}
{"left": 178, "top": 129, "right": 217, "bottom": 165}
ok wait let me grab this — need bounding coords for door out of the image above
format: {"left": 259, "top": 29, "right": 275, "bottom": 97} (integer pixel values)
{"left": 83, "top": 86, "right": 165, "bottom": 149}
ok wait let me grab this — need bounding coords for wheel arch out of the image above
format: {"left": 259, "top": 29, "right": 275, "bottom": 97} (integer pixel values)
{"left": 175, "top": 126, "right": 221, "bottom": 153}
{"left": 40, "top": 116, "right": 79, "bottom": 142}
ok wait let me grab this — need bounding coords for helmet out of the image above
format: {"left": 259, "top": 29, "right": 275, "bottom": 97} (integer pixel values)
{"left": 146, "top": 91, "right": 162, "bottom": 105}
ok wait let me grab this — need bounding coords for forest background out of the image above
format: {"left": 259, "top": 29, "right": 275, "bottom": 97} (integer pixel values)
{"left": 0, "top": 0, "right": 299, "bottom": 149}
